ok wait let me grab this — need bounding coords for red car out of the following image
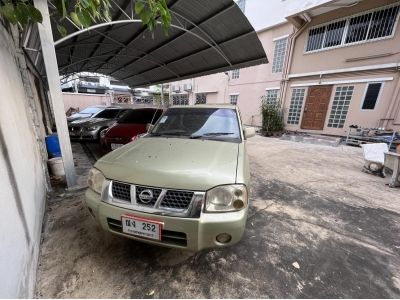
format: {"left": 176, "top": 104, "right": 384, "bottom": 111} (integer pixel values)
{"left": 101, "top": 108, "right": 164, "bottom": 151}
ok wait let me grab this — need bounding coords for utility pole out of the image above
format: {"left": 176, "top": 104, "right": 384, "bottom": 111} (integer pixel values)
{"left": 34, "top": 0, "right": 77, "bottom": 188}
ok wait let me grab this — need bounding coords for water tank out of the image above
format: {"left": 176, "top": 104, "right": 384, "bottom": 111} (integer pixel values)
{"left": 45, "top": 134, "right": 62, "bottom": 158}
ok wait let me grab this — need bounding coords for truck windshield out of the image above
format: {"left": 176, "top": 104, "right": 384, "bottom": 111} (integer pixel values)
{"left": 150, "top": 107, "right": 241, "bottom": 142}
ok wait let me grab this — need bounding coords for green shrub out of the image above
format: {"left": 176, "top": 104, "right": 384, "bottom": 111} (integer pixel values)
{"left": 261, "top": 96, "right": 284, "bottom": 135}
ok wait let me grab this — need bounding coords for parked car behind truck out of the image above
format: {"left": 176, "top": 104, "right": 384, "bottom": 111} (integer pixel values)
{"left": 68, "top": 108, "right": 130, "bottom": 141}
{"left": 101, "top": 108, "right": 163, "bottom": 151}
{"left": 85, "top": 105, "right": 255, "bottom": 251}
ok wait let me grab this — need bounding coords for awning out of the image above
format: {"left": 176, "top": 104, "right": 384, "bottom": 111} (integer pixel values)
{"left": 52, "top": 0, "right": 268, "bottom": 87}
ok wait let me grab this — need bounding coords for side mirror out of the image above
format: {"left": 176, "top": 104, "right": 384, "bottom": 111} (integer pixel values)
{"left": 146, "top": 123, "right": 154, "bottom": 132}
{"left": 243, "top": 127, "right": 256, "bottom": 139}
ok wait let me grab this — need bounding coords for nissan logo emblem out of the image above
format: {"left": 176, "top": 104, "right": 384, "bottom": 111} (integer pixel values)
{"left": 139, "top": 189, "right": 154, "bottom": 204}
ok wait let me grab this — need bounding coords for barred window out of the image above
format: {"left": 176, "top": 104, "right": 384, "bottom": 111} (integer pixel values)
{"left": 230, "top": 94, "right": 239, "bottom": 105}
{"left": 272, "top": 38, "right": 288, "bottom": 73}
{"left": 264, "top": 89, "right": 279, "bottom": 106}
{"left": 195, "top": 93, "right": 207, "bottom": 104}
{"left": 287, "top": 88, "right": 305, "bottom": 125}
{"left": 237, "top": 0, "right": 245, "bottom": 13}
{"left": 231, "top": 69, "right": 240, "bottom": 79}
{"left": 327, "top": 86, "right": 354, "bottom": 128}
{"left": 172, "top": 94, "right": 189, "bottom": 105}
{"left": 306, "top": 4, "right": 400, "bottom": 52}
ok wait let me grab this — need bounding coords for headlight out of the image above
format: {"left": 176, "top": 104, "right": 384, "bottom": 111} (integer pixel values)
{"left": 88, "top": 168, "right": 105, "bottom": 194}
{"left": 85, "top": 126, "right": 98, "bottom": 131}
{"left": 205, "top": 184, "right": 248, "bottom": 212}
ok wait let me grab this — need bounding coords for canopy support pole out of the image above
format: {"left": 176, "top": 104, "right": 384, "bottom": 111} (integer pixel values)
{"left": 34, "top": 0, "right": 77, "bottom": 188}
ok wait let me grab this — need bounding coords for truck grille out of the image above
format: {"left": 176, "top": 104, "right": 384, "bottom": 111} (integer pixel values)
{"left": 111, "top": 181, "right": 195, "bottom": 211}
{"left": 112, "top": 182, "right": 131, "bottom": 202}
{"left": 106, "top": 218, "right": 187, "bottom": 247}
{"left": 160, "top": 191, "right": 194, "bottom": 209}
{"left": 135, "top": 186, "right": 161, "bottom": 206}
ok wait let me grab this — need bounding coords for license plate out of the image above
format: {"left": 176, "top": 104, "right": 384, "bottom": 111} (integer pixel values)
{"left": 121, "top": 215, "right": 163, "bottom": 240}
{"left": 111, "top": 143, "right": 123, "bottom": 150}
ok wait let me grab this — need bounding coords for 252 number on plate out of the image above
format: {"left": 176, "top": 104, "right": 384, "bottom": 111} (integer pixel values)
{"left": 121, "top": 215, "right": 163, "bottom": 240}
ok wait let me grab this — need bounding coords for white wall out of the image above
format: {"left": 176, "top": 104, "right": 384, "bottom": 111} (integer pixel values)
{"left": 0, "top": 25, "right": 47, "bottom": 298}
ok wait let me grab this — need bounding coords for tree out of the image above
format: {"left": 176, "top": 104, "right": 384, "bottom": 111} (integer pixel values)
{"left": 0, "top": 0, "right": 171, "bottom": 36}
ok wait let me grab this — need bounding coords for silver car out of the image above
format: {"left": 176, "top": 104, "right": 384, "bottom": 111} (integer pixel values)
{"left": 68, "top": 108, "right": 130, "bottom": 141}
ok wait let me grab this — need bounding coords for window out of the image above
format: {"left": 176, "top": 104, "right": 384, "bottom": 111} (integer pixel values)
{"left": 118, "top": 109, "right": 163, "bottom": 124}
{"left": 324, "top": 20, "right": 347, "bottom": 48}
{"left": 305, "top": 3, "right": 400, "bottom": 52}
{"left": 362, "top": 83, "right": 382, "bottom": 110}
{"left": 172, "top": 94, "right": 189, "bottom": 105}
{"left": 135, "top": 96, "right": 154, "bottom": 104}
{"left": 264, "top": 89, "right": 279, "bottom": 106}
{"left": 231, "top": 69, "right": 240, "bottom": 79}
{"left": 272, "top": 37, "right": 288, "bottom": 73}
{"left": 195, "top": 93, "right": 207, "bottom": 104}
{"left": 150, "top": 108, "right": 242, "bottom": 142}
{"left": 94, "top": 109, "right": 120, "bottom": 119}
{"left": 237, "top": 0, "right": 245, "bottom": 13}
{"left": 328, "top": 86, "right": 354, "bottom": 128}
{"left": 287, "top": 88, "right": 305, "bottom": 125}
{"left": 230, "top": 94, "right": 239, "bottom": 105}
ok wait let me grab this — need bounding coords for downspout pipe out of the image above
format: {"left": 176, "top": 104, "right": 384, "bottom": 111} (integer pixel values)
{"left": 280, "top": 16, "right": 311, "bottom": 111}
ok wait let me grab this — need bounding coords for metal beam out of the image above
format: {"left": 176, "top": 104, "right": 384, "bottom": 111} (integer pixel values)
{"left": 108, "top": 2, "right": 235, "bottom": 75}
{"left": 34, "top": 0, "right": 77, "bottom": 188}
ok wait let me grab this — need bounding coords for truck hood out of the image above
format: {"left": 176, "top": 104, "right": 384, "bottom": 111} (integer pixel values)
{"left": 95, "top": 137, "right": 240, "bottom": 191}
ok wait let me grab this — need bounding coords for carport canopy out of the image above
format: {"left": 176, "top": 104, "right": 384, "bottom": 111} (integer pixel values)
{"left": 53, "top": 0, "right": 268, "bottom": 87}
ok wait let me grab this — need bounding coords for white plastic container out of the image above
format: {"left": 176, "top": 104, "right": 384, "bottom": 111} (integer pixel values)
{"left": 48, "top": 157, "right": 65, "bottom": 176}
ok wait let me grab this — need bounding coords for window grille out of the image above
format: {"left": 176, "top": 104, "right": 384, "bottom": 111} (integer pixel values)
{"left": 231, "top": 69, "right": 240, "bottom": 79}
{"left": 327, "top": 86, "right": 354, "bottom": 128}
{"left": 195, "top": 93, "right": 207, "bottom": 104}
{"left": 230, "top": 94, "right": 239, "bottom": 105}
{"left": 306, "top": 3, "right": 400, "bottom": 52}
{"left": 135, "top": 96, "right": 154, "bottom": 104}
{"left": 172, "top": 94, "right": 189, "bottom": 105}
{"left": 287, "top": 89, "right": 305, "bottom": 125}
{"left": 264, "top": 89, "right": 279, "bottom": 106}
{"left": 362, "top": 83, "right": 382, "bottom": 110}
{"left": 272, "top": 38, "right": 288, "bottom": 73}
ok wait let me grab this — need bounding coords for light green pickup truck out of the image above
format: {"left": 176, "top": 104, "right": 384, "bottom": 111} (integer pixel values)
{"left": 85, "top": 104, "right": 255, "bottom": 251}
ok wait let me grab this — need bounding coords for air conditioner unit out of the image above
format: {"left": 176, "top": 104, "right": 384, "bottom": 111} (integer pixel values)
{"left": 183, "top": 84, "right": 192, "bottom": 91}
{"left": 172, "top": 85, "right": 180, "bottom": 92}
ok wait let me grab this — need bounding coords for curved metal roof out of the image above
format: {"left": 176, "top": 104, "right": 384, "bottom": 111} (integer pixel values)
{"left": 52, "top": 0, "right": 268, "bottom": 87}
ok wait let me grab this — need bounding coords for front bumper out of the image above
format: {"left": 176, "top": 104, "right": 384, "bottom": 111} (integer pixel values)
{"left": 85, "top": 189, "right": 248, "bottom": 251}
{"left": 69, "top": 128, "right": 99, "bottom": 141}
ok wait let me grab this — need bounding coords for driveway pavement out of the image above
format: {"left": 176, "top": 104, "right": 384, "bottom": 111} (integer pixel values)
{"left": 35, "top": 136, "right": 400, "bottom": 298}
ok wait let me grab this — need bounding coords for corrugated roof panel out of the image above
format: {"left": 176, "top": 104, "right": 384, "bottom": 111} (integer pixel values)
{"left": 53, "top": 0, "right": 268, "bottom": 87}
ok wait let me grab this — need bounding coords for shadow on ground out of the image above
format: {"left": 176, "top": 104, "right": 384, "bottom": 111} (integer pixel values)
{"left": 36, "top": 166, "right": 400, "bottom": 298}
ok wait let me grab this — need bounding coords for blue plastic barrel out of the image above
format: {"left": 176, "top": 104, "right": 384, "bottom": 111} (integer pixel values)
{"left": 45, "top": 134, "right": 62, "bottom": 158}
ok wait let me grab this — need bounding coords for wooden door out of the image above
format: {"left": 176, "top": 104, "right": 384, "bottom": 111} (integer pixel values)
{"left": 301, "top": 85, "right": 333, "bottom": 130}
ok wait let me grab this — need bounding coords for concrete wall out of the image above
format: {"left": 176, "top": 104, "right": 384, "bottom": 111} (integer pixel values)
{"left": 289, "top": 0, "right": 400, "bottom": 75}
{"left": 63, "top": 92, "right": 111, "bottom": 112}
{"left": 0, "top": 25, "right": 48, "bottom": 297}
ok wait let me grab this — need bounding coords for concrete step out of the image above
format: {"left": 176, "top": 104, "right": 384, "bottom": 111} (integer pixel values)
{"left": 281, "top": 133, "right": 342, "bottom": 147}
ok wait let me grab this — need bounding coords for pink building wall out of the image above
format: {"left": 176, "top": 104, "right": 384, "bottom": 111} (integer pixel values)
{"left": 62, "top": 92, "right": 111, "bottom": 112}
{"left": 170, "top": 22, "right": 294, "bottom": 126}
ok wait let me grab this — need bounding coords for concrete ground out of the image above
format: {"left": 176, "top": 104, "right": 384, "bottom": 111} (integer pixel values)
{"left": 35, "top": 136, "right": 400, "bottom": 298}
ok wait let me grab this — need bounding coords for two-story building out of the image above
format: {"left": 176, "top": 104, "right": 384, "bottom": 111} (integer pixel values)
{"left": 169, "top": 0, "right": 400, "bottom": 136}
{"left": 282, "top": 0, "right": 400, "bottom": 135}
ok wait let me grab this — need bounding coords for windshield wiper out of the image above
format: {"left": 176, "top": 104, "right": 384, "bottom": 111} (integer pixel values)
{"left": 190, "top": 132, "right": 235, "bottom": 139}
{"left": 150, "top": 132, "right": 189, "bottom": 137}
